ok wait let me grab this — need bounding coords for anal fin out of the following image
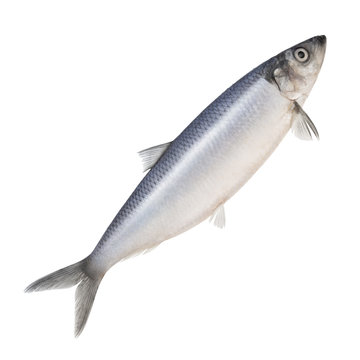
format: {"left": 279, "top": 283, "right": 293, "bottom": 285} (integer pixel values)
{"left": 209, "top": 204, "right": 225, "bottom": 228}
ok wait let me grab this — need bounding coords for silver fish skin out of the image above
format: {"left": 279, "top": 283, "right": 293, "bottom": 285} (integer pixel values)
{"left": 25, "top": 35, "right": 326, "bottom": 336}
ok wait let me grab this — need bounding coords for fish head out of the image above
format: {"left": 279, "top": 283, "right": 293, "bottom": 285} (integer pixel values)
{"left": 272, "top": 35, "right": 326, "bottom": 104}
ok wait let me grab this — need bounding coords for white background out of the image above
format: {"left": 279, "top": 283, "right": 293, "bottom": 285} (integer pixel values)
{"left": 1, "top": 1, "right": 359, "bottom": 359}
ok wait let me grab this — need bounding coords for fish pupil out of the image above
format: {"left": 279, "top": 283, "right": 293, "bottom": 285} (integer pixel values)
{"left": 298, "top": 51, "right": 305, "bottom": 58}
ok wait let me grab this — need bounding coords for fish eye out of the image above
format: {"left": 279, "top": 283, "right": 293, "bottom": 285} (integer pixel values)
{"left": 294, "top": 48, "right": 309, "bottom": 62}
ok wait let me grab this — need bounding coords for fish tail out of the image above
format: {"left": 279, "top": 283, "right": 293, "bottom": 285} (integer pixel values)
{"left": 25, "top": 258, "right": 103, "bottom": 337}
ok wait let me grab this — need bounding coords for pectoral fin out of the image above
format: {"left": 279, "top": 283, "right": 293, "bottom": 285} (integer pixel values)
{"left": 209, "top": 204, "right": 226, "bottom": 228}
{"left": 292, "top": 102, "right": 319, "bottom": 141}
{"left": 138, "top": 142, "right": 172, "bottom": 172}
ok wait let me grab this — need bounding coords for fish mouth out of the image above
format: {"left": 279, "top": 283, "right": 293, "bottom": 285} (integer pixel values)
{"left": 308, "top": 35, "right": 326, "bottom": 50}
{"left": 316, "top": 35, "right": 327, "bottom": 46}
{"left": 304, "top": 35, "right": 326, "bottom": 68}
{"left": 314, "top": 35, "right": 327, "bottom": 67}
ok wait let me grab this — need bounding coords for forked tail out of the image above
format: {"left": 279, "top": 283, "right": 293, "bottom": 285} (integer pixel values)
{"left": 25, "top": 258, "right": 103, "bottom": 337}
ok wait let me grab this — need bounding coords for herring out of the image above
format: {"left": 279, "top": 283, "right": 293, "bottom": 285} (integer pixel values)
{"left": 25, "top": 35, "right": 327, "bottom": 336}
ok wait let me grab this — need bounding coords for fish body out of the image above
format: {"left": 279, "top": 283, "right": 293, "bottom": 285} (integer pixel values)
{"left": 92, "top": 77, "right": 291, "bottom": 273}
{"left": 26, "top": 36, "right": 326, "bottom": 336}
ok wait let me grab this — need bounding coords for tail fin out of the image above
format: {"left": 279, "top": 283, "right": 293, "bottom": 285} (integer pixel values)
{"left": 25, "top": 259, "right": 103, "bottom": 337}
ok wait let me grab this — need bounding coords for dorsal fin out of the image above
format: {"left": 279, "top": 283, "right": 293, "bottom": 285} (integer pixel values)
{"left": 138, "top": 142, "right": 172, "bottom": 172}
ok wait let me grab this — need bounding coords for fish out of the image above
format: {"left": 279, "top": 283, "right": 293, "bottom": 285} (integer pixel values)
{"left": 25, "top": 35, "right": 327, "bottom": 336}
